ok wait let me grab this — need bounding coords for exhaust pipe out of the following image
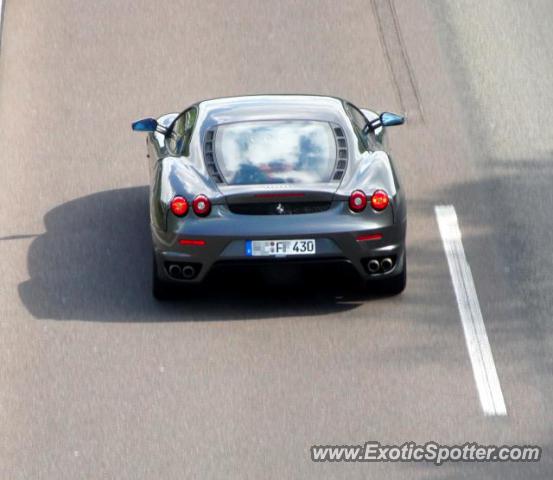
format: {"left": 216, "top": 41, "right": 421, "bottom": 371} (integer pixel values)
{"left": 181, "top": 265, "right": 196, "bottom": 279}
{"left": 168, "top": 264, "right": 182, "bottom": 278}
{"left": 367, "top": 259, "right": 380, "bottom": 273}
{"left": 381, "top": 257, "right": 393, "bottom": 272}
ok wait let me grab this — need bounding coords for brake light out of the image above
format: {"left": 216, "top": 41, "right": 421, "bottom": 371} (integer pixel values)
{"left": 192, "top": 194, "right": 211, "bottom": 216}
{"left": 370, "top": 190, "right": 389, "bottom": 211}
{"left": 357, "top": 233, "right": 383, "bottom": 241}
{"left": 170, "top": 196, "right": 188, "bottom": 217}
{"left": 179, "top": 239, "right": 206, "bottom": 246}
{"left": 349, "top": 190, "right": 367, "bottom": 212}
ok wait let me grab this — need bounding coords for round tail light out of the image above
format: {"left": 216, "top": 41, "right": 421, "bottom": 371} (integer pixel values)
{"left": 349, "top": 190, "right": 367, "bottom": 212}
{"left": 170, "top": 196, "right": 189, "bottom": 217}
{"left": 371, "top": 190, "right": 389, "bottom": 211}
{"left": 192, "top": 194, "right": 211, "bottom": 217}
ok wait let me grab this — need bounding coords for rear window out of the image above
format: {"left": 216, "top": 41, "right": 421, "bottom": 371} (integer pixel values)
{"left": 213, "top": 120, "right": 337, "bottom": 185}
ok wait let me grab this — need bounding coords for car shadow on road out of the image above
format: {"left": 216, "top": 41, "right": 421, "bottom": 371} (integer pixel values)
{"left": 18, "top": 186, "right": 375, "bottom": 322}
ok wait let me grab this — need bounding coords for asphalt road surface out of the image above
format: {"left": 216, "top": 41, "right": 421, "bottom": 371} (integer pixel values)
{"left": 1, "top": 1, "right": 553, "bottom": 478}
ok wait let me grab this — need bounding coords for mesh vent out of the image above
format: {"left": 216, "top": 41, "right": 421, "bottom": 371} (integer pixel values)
{"left": 204, "top": 129, "right": 224, "bottom": 183}
{"left": 332, "top": 124, "right": 348, "bottom": 181}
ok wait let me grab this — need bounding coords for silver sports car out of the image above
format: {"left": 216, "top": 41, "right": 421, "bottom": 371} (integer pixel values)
{"left": 132, "top": 95, "right": 406, "bottom": 299}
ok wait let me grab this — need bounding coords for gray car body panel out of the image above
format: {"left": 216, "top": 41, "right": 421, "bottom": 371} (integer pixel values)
{"left": 141, "top": 95, "right": 406, "bottom": 283}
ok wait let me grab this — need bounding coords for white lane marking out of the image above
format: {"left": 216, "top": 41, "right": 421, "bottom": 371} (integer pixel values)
{"left": 0, "top": 0, "right": 4, "bottom": 50}
{"left": 435, "top": 205, "right": 507, "bottom": 416}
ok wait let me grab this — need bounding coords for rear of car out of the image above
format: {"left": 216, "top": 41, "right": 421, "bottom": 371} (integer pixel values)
{"left": 139, "top": 95, "right": 406, "bottom": 298}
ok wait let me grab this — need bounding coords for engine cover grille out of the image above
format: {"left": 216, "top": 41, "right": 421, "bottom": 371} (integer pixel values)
{"left": 228, "top": 201, "right": 331, "bottom": 215}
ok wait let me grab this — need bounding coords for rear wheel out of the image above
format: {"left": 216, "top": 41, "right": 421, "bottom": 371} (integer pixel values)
{"left": 152, "top": 253, "right": 173, "bottom": 301}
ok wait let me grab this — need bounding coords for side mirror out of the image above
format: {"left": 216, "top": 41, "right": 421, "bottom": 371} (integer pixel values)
{"left": 379, "top": 112, "right": 404, "bottom": 127}
{"left": 365, "top": 111, "right": 405, "bottom": 132}
{"left": 131, "top": 118, "right": 159, "bottom": 132}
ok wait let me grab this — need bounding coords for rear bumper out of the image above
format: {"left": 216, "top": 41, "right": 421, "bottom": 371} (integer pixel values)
{"left": 153, "top": 206, "right": 406, "bottom": 283}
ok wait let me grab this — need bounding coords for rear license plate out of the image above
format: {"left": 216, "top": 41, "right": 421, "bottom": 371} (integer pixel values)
{"left": 246, "top": 239, "right": 316, "bottom": 257}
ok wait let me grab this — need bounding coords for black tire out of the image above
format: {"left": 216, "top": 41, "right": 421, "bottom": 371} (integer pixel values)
{"left": 152, "top": 254, "right": 173, "bottom": 301}
{"left": 367, "top": 257, "right": 407, "bottom": 296}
